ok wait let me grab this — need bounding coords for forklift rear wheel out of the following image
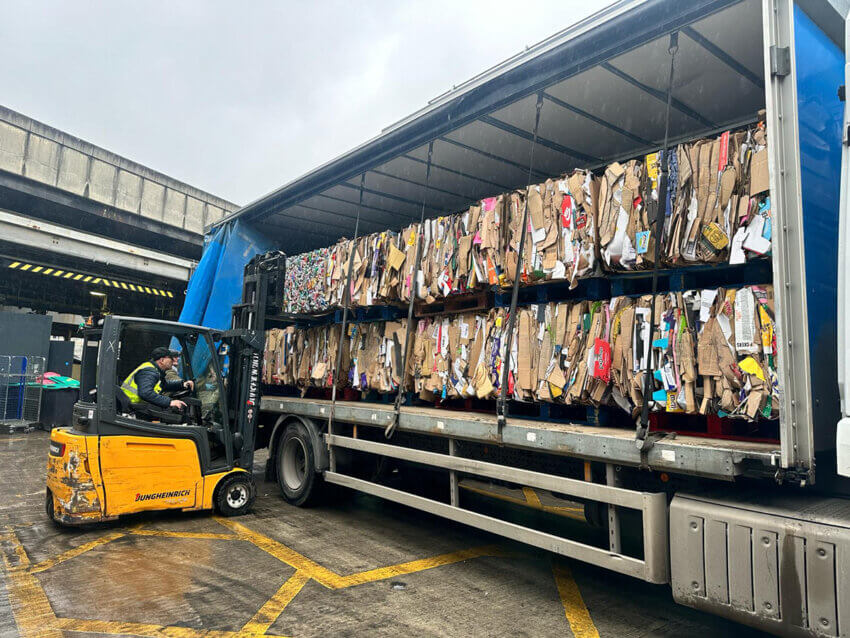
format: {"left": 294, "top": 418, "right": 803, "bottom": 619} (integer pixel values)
{"left": 215, "top": 473, "right": 256, "bottom": 517}
{"left": 277, "top": 422, "right": 320, "bottom": 506}
{"left": 45, "top": 489, "right": 62, "bottom": 527}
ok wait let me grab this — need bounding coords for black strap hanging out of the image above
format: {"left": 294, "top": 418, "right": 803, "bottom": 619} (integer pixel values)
{"left": 637, "top": 32, "right": 678, "bottom": 452}
{"left": 386, "top": 141, "right": 435, "bottom": 439}
{"left": 497, "top": 92, "right": 545, "bottom": 438}
{"left": 327, "top": 173, "right": 365, "bottom": 454}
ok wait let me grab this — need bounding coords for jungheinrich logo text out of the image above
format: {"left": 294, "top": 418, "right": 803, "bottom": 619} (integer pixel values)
{"left": 135, "top": 490, "right": 191, "bottom": 502}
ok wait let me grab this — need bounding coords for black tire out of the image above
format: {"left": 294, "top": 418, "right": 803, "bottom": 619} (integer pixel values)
{"left": 215, "top": 473, "right": 256, "bottom": 516}
{"left": 277, "top": 421, "right": 321, "bottom": 506}
{"left": 45, "top": 488, "right": 55, "bottom": 519}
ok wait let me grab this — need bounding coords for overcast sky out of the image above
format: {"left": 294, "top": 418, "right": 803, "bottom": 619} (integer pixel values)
{"left": 1, "top": 1, "right": 606, "bottom": 205}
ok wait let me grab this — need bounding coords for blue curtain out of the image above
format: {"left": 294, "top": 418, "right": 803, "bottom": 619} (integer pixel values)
{"left": 179, "top": 219, "right": 276, "bottom": 330}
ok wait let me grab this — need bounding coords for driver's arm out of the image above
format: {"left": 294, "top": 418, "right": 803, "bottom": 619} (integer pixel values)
{"left": 135, "top": 368, "right": 173, "bottom": 409}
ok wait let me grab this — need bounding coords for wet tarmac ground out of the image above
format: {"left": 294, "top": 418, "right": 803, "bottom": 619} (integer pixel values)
{"left": 1, "top": 431, "right": 769, "bottom": 637}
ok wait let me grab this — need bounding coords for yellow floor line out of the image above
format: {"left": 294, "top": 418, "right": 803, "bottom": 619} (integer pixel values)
{"left": 462, "top": 484, "right": 586, "bottom": 521}
{"left": 522, "top": 487, "right": 544, "bottom": 508}
{"left": 28, "top": 530, "right": 126, "bottom": 574}
{"left": 214, "top": 517, "right": 342, "bottom": 588}
{"left": 129, "top": 528, "right": 239, "bottom": 541}
{"left": 53, "top": 616, "right": 288, "bottom": 637}
{"left": 240, "top": 570, "right": 311, "bottom": 635}
{"left": 1, "top": 528, "right": 63, "bottom": 638}
{"left": 334, "top": 544, "right": 504, "bottom": 588}
{"left": 552, "top": 561, "right": 600, "bottom": 638}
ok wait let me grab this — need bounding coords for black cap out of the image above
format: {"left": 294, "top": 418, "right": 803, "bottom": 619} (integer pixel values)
{"left": 151, "top": 347, "right": 180, "bottom": 361}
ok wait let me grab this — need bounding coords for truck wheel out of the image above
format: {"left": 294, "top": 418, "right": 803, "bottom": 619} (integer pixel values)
{"left": 277, "top": 422, "right": 321, "bottom": 506}
{"left": 215, "top": 473, "right": 256, "bottom": 517}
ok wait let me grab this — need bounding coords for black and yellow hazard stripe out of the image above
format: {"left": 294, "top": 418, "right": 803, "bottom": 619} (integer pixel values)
{"left": 6, "top": 260, "right": 176, "bottom": 299}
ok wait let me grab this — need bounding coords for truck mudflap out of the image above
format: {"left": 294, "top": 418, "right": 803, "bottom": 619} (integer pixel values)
{"left": 670, "top": 492, "right": 850, "bottom": 637}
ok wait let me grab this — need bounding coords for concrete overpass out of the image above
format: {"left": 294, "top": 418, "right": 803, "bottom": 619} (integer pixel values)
{"left": 0, "top": 105, "right": 238, "bottom": 321}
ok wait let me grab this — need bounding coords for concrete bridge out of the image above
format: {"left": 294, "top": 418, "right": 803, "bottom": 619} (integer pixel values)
{"left": 0, "top": 105, "right": 238, "bottom": 321}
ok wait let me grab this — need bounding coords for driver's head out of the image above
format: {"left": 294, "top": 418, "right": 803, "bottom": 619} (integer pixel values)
{"left": 150, "top": 347, "right": 180, "bottom": 371}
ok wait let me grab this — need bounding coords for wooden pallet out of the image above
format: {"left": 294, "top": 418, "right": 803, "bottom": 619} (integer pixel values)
{"left": 494, "top": 277, "right": 609, "bottom": 308}
{"left": 414, "top": 290, "right": 493, "bottom": 318}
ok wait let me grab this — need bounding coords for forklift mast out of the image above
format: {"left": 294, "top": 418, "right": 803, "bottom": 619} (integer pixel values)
{"left": 222, "top": 251, "right": 286, "bottom": 469}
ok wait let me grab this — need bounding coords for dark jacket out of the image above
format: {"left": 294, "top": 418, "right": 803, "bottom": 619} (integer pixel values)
{"left": 135, "top": 363, "right": 185, "bottom": 409}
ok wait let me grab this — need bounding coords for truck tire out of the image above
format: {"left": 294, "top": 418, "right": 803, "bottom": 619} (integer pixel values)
{"left": 215, "top": 473, "right": 256, "bottom": 517}
{"left": 277, "top": 421, "right": 321, "bottom": 506}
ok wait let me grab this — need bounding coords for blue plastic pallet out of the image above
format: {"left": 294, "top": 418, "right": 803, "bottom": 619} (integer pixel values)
{"left": 608, "top": 258, "right": 772, "bottom": 297}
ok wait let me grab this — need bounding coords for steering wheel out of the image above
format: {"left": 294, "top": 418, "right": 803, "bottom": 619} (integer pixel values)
{"left": 172, "top": 388, "right": 191, "bottom": 399}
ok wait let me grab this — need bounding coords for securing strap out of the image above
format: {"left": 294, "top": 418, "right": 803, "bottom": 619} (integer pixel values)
{"left": 497, "top": 92, "right": 545, "bottom": 439}
{"left": 327, "top": 174, "right": 365, "bottom": 451}
{"left": 637, "top": 32, "right": 679, "bottom": 455}
{"left": 386, "top": 141, "right": 435, "bottom": 439}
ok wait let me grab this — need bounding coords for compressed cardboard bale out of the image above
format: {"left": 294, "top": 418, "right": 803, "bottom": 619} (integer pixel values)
{"left": 599, "top": 160, "right": 644, "bottom": 270}
{"left": 642, "top": 291, "right": 699, "bottom": 415}
{"left": 284, "top": 248, "right": 331, "bottom": 313}
{"left": 268, "top": 283, "right": 779, "bottom": 425}
{"left": 665, "top": 124, "right": 771, "bottom": 267}
{"left": 504, "top": 173, "right": 598, "bottom": 289}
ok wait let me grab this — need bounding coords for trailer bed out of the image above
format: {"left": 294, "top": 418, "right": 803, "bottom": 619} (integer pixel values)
{"left": 261, "top": 397, "right": 779, "bottom": 481}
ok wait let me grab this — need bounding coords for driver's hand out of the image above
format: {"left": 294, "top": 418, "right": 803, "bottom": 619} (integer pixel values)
{"left": 183, "top": 380, "right": 195, "bottom": 391}
{"left": 170, "top": 399, "right": 187, "bottom": 410}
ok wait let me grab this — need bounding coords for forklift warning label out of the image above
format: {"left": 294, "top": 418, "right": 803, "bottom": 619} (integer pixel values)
{"left": 135, "top": 490, "right": 191, "bottom": 502}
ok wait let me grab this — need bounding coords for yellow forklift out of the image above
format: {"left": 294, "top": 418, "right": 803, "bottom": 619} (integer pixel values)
{"left": 45, "top": 253, "right": 284, "bottom": 525}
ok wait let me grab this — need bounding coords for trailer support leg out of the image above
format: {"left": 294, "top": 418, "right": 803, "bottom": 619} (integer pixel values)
{"left": 607, "top": 464, "right": 621, "bottom": 553}
{"left": 449, "top": 438, "right": 459, "bottom": 507}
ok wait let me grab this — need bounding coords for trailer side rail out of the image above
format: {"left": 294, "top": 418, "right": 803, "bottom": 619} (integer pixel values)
{"left": 262, "top": 397, "right": 780, "bottom": 481}
{"left": 324, "top": 432, "right": 669, "bottom": 583}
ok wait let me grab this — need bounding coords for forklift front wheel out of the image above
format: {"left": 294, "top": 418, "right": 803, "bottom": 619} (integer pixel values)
{"left": 215, "top": 473, "right": 256, "bottom": 517}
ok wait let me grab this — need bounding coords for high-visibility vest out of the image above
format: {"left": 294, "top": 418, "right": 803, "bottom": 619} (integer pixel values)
{"left": 121, "top": 361, "right": 161, "bottom": 404}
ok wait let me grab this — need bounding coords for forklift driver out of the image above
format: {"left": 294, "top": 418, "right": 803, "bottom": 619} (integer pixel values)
{"left": 121, "top": 347, "right": 195, "bottom": 413}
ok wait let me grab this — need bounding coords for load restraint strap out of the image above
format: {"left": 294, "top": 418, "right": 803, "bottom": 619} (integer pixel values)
{"left": 386, "top": 141, "right": 435, "bottom": 439}
{"left": 327, "top": 173, "right": 366, "bottom": 469}
{"left": 637, "top": 32, "right": 679, "bottom": 455}
{"left": 497, "top": 92, "right": 545, "bottom": 441}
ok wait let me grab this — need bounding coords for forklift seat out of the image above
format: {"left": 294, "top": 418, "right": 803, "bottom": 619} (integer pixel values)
{"left": 115, "top": 384, "right": 184, "bottom": 425}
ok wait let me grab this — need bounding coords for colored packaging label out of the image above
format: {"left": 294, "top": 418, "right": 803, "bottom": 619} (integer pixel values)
{"left": 718, "top": 131, "right": 730, "bottom": 171}
{"left": 592, "top": 338, "right": 611, "bottom": 383}
{"left": 635, "top": 230, "right": 650, "bottom": 255}
{"left": 702, "top": 222, "right": 729, "bottom": 250}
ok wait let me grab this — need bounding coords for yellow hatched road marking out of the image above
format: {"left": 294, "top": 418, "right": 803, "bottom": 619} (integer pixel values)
{"left": 334, "top": 544, "right": 503, "bottom": 588}
{"left": 462, "top": 483, "right": 585, "bottom": 521}
{"left": 28, "top": 530, "right": 125, "bottom": 574}
{"left": 215, "top": 517, "right": 341, "bottom": 588}
{"left": 216, "top": 517, "right": 503, "bottom": 589}
{"left": 240, "top": 570, "right": 311, "bottom": 635}
{"left": 2, "top": 516, "right": 595, "bottom": 637}
{"left": 553, "top": 561, "right": 600, "bottom": 638}
{"left": 1, "top": 529, "right": 63, "bottom": 638}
